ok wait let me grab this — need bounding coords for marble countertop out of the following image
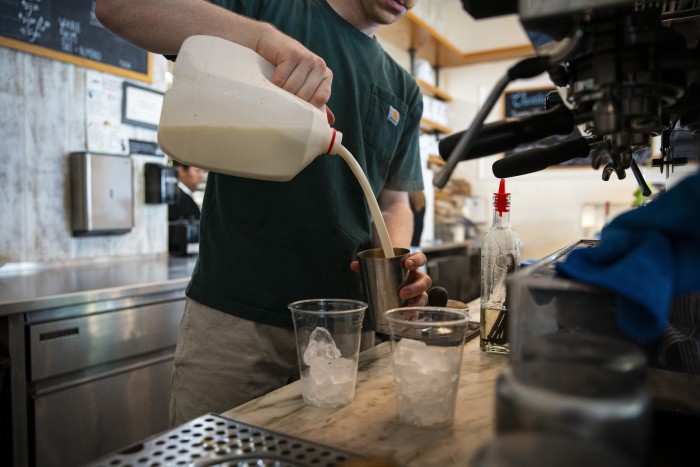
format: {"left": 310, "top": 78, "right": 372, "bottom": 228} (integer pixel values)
{"left": 223, "top": 335, "right": 509, "bottom": 466}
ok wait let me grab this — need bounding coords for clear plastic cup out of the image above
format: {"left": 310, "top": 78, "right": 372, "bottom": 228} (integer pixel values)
{"left": 385, "top": 307, "right": 471, "bottom": 427}
{"left": 289, "top": 299, "right": 367, "bottom": 408}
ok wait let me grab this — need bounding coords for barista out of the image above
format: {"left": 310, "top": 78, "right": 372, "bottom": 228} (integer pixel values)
{"left": 169, "top": 161, "right": 205, "bottom": 221}
{"left": 96, "top": 0, "right": 432, "bottom": 426}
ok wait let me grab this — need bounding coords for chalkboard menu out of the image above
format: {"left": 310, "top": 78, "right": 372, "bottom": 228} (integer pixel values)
{"left": 502, "top": 87, "right": 590, "bottom": 167}
{"left": 0, "top": 0, "right": 151, "bottom": 82}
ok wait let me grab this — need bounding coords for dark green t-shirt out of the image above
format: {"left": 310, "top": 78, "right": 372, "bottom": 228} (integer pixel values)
{"left": 187, "top": 0, "right": 424, "bottom": 328}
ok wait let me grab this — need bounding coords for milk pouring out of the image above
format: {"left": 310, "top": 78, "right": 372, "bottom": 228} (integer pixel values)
{"left": 158, "top": 35, "right": 341, "bottom": 182}
{"left": 159, "top": 35, "right": 395, "bottom": 259}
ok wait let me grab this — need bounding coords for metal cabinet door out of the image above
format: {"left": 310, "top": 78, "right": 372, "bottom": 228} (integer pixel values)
{"left": 33, "top": 355, "right": 174, "bottom": 467}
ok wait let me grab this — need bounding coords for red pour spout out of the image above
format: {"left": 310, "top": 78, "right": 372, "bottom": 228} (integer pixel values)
{"left": 494, "top": 178, "right": 510, "bottom": 215}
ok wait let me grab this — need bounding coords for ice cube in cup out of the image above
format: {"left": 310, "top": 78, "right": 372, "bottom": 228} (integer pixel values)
{"left": 302, "top": 326, "right": 356, "bottom": 407}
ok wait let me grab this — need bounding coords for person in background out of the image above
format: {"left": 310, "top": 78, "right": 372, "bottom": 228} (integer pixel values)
{"left": 169, "top": 161, "right": 206, "bottom": 221}
{"left": 96, "top": 0, "right": 431, "bottom": 425}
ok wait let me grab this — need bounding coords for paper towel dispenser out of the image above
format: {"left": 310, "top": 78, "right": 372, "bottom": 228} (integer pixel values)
{"left": 70, "top": 152, "right": 133, "bottom": 236}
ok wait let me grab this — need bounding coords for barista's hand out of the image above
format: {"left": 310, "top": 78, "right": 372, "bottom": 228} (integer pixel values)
{"left": 256, "top": 28, "right": 333, "bottom": 121}
{"left": 398, "top": 252, "right": 431, "bottom": 306}
{"left": 350, "top": 252, "right": 431, "bottom": 307}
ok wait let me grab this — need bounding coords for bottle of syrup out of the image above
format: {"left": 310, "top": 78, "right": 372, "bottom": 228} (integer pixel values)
{"left": 480, "top": 178, "right": 521, "bottom": 354}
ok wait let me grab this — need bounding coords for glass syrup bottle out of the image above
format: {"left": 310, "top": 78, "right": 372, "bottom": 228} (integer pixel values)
{"left": 480, "top": 178, "right": 521, "bottom": 354}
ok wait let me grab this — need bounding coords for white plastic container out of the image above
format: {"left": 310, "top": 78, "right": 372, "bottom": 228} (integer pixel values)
{"left": 158, "top": 35, "right": 342, "bottom": 182}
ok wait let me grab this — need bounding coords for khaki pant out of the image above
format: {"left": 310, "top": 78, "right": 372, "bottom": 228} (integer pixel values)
{"left": 169, "top": 298, "right": 299, "bottom": 426}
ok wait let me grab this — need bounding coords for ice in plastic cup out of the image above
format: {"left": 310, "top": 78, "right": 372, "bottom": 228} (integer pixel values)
{"left": 385, "top": 307, "right": 471, "bottom": 428}
{"left": 289, "top": 299, "right": 367, "bottom": 408}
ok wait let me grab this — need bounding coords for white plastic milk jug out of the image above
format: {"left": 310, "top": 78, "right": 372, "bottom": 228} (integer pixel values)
{"left": 158, "top": 35, "right": 342, "bottom": 182}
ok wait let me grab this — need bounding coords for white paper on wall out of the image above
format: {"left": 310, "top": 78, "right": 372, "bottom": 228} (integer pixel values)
{"left": 86, "top": 70, "right": 128, "bottom": 154}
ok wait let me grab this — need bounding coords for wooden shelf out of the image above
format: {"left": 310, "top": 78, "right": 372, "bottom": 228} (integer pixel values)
{"left": 428, "top": 155, "right": 446, "bottom": 167}
{"left": 377, "top": 12, "right": 534, "bottom": 68}
{"left": 417, "top": 79, "right": 452, "bottom": 102}
{"left": 420, "top": 118, "right": 452, "bottom": 135}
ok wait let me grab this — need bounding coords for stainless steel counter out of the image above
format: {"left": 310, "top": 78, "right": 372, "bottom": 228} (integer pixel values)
{"left": 0, "top": 254, "right": 197, "bottom": 317}
{"left": 0, "top": 254, "right": 198, "bottom": 467}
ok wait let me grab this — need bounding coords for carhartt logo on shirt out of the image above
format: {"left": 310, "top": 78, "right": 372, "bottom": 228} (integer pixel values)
{"left": 387, "top": 106, "right": 400, "bottom": 126}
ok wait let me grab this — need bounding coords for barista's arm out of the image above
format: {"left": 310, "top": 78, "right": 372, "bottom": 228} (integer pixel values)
{"left": 351, "top": 189, "right": 431, "bottom": 307}
{"left": 95, "top": 0, "right": 332, "bottom": 109}
{"left": 377, "top": 189, "right": 414, "bottom": 250}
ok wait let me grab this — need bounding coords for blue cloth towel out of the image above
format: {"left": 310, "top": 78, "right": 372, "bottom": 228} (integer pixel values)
{"left": 556, "top": 171, "right": 700, "bottom": 342}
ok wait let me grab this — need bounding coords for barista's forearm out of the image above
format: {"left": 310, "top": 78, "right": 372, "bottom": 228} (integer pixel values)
{"left": 378, "top": 191, "right": 414, "bottom": 250}
{"left": 95, "top": 0, "right": 274, "bottom": 56}
{"left": 383, "top": 210, "right": 414, "bottom": 250}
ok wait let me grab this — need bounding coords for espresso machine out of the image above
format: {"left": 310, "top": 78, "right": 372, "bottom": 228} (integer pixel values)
{"left": 438, "top": 2, "right": 700, "bottom": 464}
{"left": 438, "top": 0, "right": 698, "bottom": 189}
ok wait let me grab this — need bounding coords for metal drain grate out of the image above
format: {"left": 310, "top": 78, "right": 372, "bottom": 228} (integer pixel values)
{"left": 86, "top": 413, "right": 360, "bottom": 467}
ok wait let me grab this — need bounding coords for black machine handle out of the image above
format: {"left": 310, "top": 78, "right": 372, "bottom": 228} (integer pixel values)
{"left": 492, "top": 136, "right": 592, "bottom": 178}
{"left": 438, "top": 104, "right": 575, "bottom": 162}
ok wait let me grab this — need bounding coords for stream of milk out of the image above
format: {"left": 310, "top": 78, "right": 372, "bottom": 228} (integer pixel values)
{"left": 334, "top": 145, "right": 395, "bottom": 258}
